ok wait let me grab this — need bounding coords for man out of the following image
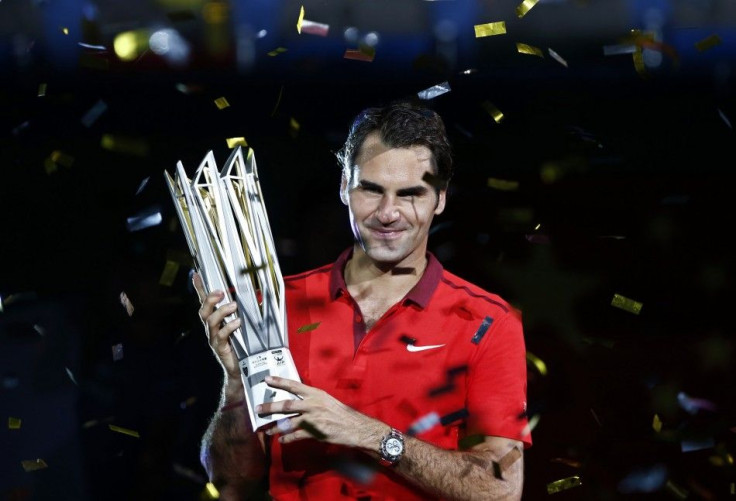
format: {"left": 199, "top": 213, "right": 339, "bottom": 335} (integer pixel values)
{"left": 195, "top": 100, "right": 531, "bottom": 500}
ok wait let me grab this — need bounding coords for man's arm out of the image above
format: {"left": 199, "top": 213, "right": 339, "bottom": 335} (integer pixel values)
{"left": 194, "top": 274, "right": 269, "bottom": 499}
{"left": 260, "top": 376, "right": 523, "bottom": 501}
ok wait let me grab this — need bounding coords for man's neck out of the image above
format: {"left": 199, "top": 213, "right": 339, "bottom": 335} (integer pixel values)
{"left": 345, "top": 245, "right": 428, "bottom": 297}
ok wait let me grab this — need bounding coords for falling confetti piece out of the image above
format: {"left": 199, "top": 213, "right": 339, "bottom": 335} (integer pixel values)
{"left": 550, "top": 457, "right": 583, "bottom": 468}
{"left": 440, "top": 408, "right": 469, "bottom": 425}
{"left": 344, "top": 47, "right": 375, "bottom": 62}
{"left": 37, "top": 83, "right": 47, "bottom": 97}
{"left": 267, "top": 47, "right": 288, "bottom": 57}
{"left": 204, "top": 482, "right": 220, "bottom": 499}
{"left": 718, "top": 109, "right": 732, "bottom": 129}
{"left": 214, "top": 97, "right": 230, "bottom": 110}
{"left": 548, "top": 48, "right": 568, "bottom": 67}
{"left": 173, "top": 462, "right": 207, "bottom": 484}
{"left": 417, "top": 81, "right": 451, "bottom": 100}
{"left": 516, "top": 43, "right": 543, "bottom": 57}
{"left": 487, "top": 178, "right": 519, "bottom": 191}
{"left": 602, "top": 44, "right": 636, "bottom": 56}
{"left": 590, "top": 408, "right": 602, "bottom": 427}
{"left": 101, "top": 134, "right": 149, "bottom": 156}
{"left": 521, "top": 414, "right": 539, "bottom": 437}
{"left": 299, "top": 420, "right": 326, "bottom": 439}
{"left": 471, "top": 316, "right": 493, "bottom": 344}
{"left": 611, "top": 293, "right": 643, "bottom": 314}
{"left": 335, "top": 460, "right": 376, "bottom": 485}
{"left": 408, "top": 412, "right": 440, "bottom": 436}
{"left": 297, "top": 322, "right": 321, "bottom": 333}
{"left": 21, "top": 459, "right": 48, "bottom": 472}
{"left": 61, "top": 27, "right": 69, "bottom": 35}
{"left": 109, "top": 424, "right": 139, "bottom": 438}
{"left": 159, "top": 260, "right": 180, "bottom": 286}
{"left": 301, "top": 19, "right": 329, "bottom": 36}
{"left": 119, "top": 291, "right": 134, "bottom": 316}
{"left": 290, "top": 117, "right": 300, "bottom": 133}
{"left": 33, "top": 324, "right": 45, "bottom": 336}
{"left": 547, "top": 476, "right": 582, "bottom": 494}
{"left": 526, "top": 352, "right": 547, "bottom": 375}
{"left": 226, "top": 137, "right": 248, "bottom": 148}
{"left": 81, "top": 99, "right": 107, "bottom": 127}
{"left": 516, "top": 0, "right": 540, "bottom": 18}
{"left": 65, "top": 367, "right": 79, "bottom": 385}
{"left": 9, "top": 417, "right": 21, "bottom": 429}
{"left": 296, "top": 5, "right": 305, "bottom": 33}
{"left": 653, "top": 414, "right": 662, "bottom": 432}
{"left": 126, "top": 209, "right": 163, "bottom": 232}
{"left": 665, "top": 480, "right": 688, "bottom": 499}
{"left": 474, "top": 22, "right": 506, "bottom": 38}
{"left": 135, "top": 177, "right": 150, "bottom": 196}
{"left": 694, "top": 34, "right": 721, "bottom": 52}
{"left": 482, "top": 101, "right": 504, "bottom": 123}
{"left": 112, "top": 343, "right": 124, "bottom": 361}
{"left": 677, "top": 391, "right": 717, "bottom": 414}
{"left": 492, "top": 447, "right": 522, "bottom": 479}
{"left": 681, "top": 437, "right": 715, "bottom": 452}
{"left": 179, "top": 396, "right": 197, "bottom": 409}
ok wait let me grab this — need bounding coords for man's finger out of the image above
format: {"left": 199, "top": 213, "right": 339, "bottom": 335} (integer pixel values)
{"left": 265, "top": 375, "right": 309, "bottom": 396}
{"left": 258, "top": 398, "right": 303, "bottom": 416}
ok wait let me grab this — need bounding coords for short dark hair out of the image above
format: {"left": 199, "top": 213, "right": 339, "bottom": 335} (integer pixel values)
{"left": 337, "top": 99, "right": 453, "bottom": 190}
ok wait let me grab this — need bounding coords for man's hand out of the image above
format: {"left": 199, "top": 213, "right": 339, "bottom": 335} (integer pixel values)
{"left": 257, "top": 376, "right": 386, "bottom": 452}
{"left": 193, "top": 272, "right": 242, "bottom": 382}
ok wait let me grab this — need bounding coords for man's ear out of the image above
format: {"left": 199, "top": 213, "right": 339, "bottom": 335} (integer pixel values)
{"left": 434, "top": 189, "right": 447, "bottom": 215}
{"left": 339, "top": 173, "right": 349, "bottom": 205}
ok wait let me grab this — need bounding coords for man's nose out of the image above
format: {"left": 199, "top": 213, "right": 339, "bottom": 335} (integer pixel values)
{"left": 375, "top": 195, "right": 400, "bottom": 224}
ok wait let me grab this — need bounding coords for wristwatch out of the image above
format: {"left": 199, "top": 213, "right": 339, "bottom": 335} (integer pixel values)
{"left": 378, "top": 428, "right": 405, "bottom": 466}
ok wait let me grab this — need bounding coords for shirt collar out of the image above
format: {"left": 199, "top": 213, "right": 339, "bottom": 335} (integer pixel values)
{"left": 329, "top": 247, "right": 443, "bottom": 309}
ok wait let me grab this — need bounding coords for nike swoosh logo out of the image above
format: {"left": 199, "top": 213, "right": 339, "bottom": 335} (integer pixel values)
{"left": 406, "top": 343, "right": 446, "bottom": 352}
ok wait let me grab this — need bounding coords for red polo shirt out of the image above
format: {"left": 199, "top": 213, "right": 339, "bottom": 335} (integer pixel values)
{"left": 268, "top": 248, "right": 530, "bottom": 500}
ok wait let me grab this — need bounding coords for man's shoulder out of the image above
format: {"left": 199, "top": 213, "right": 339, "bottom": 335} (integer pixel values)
{"left": 437, "top": 268, "right": 515, "bottom": 315}
{"left": 284, "top": 262, "right": 334, "bottom": 285}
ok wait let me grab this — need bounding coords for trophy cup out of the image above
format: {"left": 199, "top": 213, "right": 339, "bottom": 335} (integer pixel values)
{"left": 164, "top": 146, "right": 301, "bottom": 431}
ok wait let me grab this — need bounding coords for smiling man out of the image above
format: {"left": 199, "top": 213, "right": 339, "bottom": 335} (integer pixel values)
{"left": 196, "top": 100, "right": 531, "bottom": 500}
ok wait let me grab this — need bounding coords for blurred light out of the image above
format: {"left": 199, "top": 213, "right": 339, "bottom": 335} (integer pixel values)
{"left": 114, "top": 30, "right": 148, "bottom": 61}
{"left": 256, "top": 29, "right": 267, "bottom": 38}
{"left": 203, "top": 1, "right": 228, "bottom": 24}
{"left": 618, "top": 464, "right": 667, "bottom": 493}
{"left": 344, "top": 27, "right": 359, "bottom": 43}
{"left": 363, "top": 32, "right": 379, "bottom": 47}
{"left": 149, "top": 30, "right": 171, "bottom": 55}
{"left": 434, "top": 20, "right": 457, "bottom": 42}
{"left": 149, "top": 29, "right": 190, "bottom": 66}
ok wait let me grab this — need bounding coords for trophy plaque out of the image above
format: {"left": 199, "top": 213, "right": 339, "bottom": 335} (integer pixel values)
{"left": 164, "top": 146, "right": 300, "bottom": 431}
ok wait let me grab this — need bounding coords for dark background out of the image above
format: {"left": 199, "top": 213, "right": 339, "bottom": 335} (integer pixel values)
{"left": 1, "top": 0, "right": 735, "bottom": 499}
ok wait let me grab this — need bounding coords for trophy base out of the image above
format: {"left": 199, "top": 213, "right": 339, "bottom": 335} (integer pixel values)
{"left": 239, "top": 347, "right": 301, "bottom": 431}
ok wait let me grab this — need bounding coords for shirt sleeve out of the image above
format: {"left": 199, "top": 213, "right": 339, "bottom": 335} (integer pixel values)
{"left": 465, "top": 308, "right": 532, "bottom": 448}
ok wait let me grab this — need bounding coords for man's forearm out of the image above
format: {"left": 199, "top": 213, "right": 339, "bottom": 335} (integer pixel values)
{"left": 200, "top": 378, "right": 268, "bottom": 498}
{"left": 394, "top": 436, "right": 523, "bottom": 501}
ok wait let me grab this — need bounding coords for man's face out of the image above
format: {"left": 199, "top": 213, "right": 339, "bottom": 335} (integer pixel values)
{"left": 340, "top": 132, "right": 446, "bottom": 268}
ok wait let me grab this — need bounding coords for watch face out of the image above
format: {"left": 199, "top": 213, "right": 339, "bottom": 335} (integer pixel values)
{"left": 386, "top": 437, "right": 403, "bottom": 456}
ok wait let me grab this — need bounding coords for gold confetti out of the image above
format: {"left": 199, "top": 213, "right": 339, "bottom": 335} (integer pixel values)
{"left": 51, "top": 150, "right": 74, "bottom": 168}
{"left": 296, "top": 5, "right": 305, "bottom": 34}
{"left": 100, "top": 134, "right": 149, "bottom": 156}
{"left": 730, "top": 482, "right": 735, "bottom": 494}
{"left": 214, "top": 97, "right": 230, "bottom": 110}
{"left": 653, "top": 414, "right": 662, "bottom": 433}
{"left": 611, "top": 293, "right": 643, "bottom": 314}
{"left": 297, "top": 322, "right": 321, "bottom": 333}
{"left": 44, "top": 157, "right": 58, "bottom": 175}
{"left": 694, "top": 34, "right": 722, "bottom": 52}
{"left": 38, "top": 83, "right": 47, "bottom": 97}
{"left": 487, "top": 178, "right": 519, "bottom": 191}
{"left": 21, "top": 459, "right": 48, "bottom": 472}
{"left": 204, "top": 482, "right": 220, "bottom": 499}
{"left": 482, "top": 101, "right": 504, "bottom": 123}
{"left": 665, "top": 480, "right": 688, "bottom": 499}
{"left": 9, "top": 417, "right": 21, "bottom": 429}
{"left": 547, "top": 476, "right": 582, "bottom": 494}
{"left": 226, "top": 137, "right": 248, "bottom": 148}
{"left": 267, "top": 47, "right": 288, "bottom": 57}
{"left": 159, "top": 260, "right": 180, "bottom": 286}
{"left": 526, "top": 352, "right": 547, "bottom": 375}
{"left": 516, "top": 42, "right": 543, "bottom": 57}
{"left": 632, "top": 46, "right": 648, "bottom": 78}
{"left": 290, "top": 117, "right": 300, "bottom": 134}
{"left": 521, "top": 413, "right": 540, "bottom": 438}
{"left": 113, "top": 30, "right": 149, "bottom": 62}
{"left": 61, "top": 27, "right": 69, "bottom": 35}
{"left": 516, "top": 0, "right": 540, "bottom": 18}
{"left": 474, "top": 22, "right": 506, "bottom": 38}
{"left": 109, "top": 424, "right": 140, "bottom": 438}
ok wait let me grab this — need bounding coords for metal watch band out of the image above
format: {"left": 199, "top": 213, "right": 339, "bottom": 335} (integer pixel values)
{"left": 378, "top": 427, "right": 405, "bottom": 466}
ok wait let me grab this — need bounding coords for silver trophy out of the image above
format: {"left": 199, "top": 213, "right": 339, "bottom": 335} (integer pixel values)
{"left": 164, "top": 146, "right": 300, "bottom": 431}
